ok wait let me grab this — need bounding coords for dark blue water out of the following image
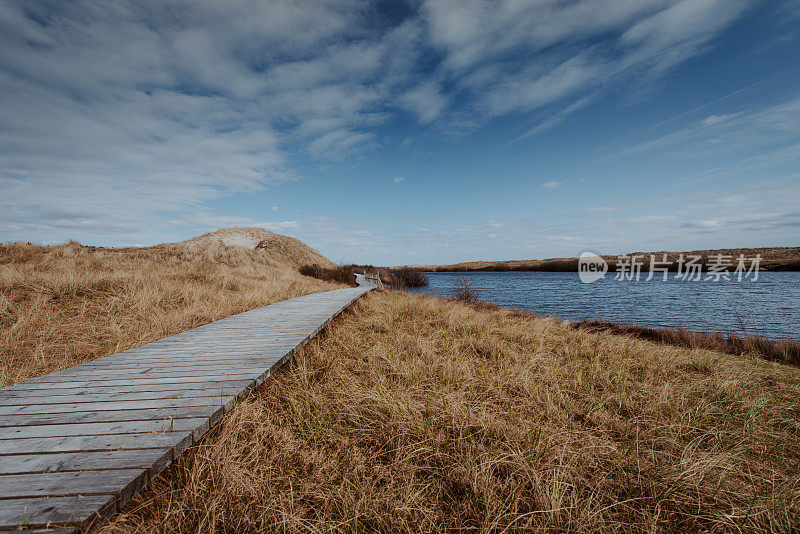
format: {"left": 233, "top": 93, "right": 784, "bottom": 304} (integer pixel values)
{"left": 411, "top": 271, "right": 800, "bottom": 340}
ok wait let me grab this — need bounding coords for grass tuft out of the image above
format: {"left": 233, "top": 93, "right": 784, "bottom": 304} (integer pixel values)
{"left": 452, "top": 277, "right": 478, "bottom": 302}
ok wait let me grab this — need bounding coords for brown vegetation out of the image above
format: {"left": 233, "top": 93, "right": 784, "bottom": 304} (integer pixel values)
{"left": 0, "top": 235, "right": 343, "bottom": 386}
{"left": 408, "top": 246, "right": 800, "bottom": 272}
{"left": 452, "top": 276, "right": 479, "bottom": 302}
{"left": 390, "top": 267, "right": 429, "bottom": 288}
{"left": 575, "top": 320, "right": 800, "bottom": 366}
{"left": 298, "top": 263, "right": 356, "bottom": 286}
{"left": 102, "top": 291, "right": 800, "bottom": 533}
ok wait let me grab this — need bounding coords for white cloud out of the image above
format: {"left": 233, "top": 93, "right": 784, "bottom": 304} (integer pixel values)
{"left": 702, "top": 113, "right": 739, "bottom": 127}
{"left": 616, "top": 96, "right": 800, "bottom": 163}
{"left": 620, "top": 0, "right": 750, "bottom": 73}
{"left": 393, "top": 177, "right": 405, "bottom": 183}
{"left": 543, "top": 181, "right": 562, "bottom": 189}
{"left": 512, "top": 95, "right": 596, "bottom": 142}
{"left": 421, "top": 0, "right": 754, "bottom": 125}
{"left": 0, "top": 1, "right": 400, "bottom": 243}
{"left": 0, "top": 0, "right": 759, "bottom": 248}
{"left": 422, "top": 0, "right": 664, "bottom": 73}
{"left": 399, "top": 81, "right": 448, "bottom": 123}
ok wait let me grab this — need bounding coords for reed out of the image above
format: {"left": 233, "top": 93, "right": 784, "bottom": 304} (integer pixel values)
{"left": 575, "top": 320, "right": 800, "bottom": 366}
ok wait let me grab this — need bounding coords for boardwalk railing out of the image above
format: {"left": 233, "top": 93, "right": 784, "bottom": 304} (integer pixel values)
{"left": 364, "top": 271, "right": 384, "bottom": 290}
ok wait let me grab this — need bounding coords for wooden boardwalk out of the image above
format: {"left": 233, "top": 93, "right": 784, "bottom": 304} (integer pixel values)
{"left": 0, "top": 278, "right": 375, "bottom": 532}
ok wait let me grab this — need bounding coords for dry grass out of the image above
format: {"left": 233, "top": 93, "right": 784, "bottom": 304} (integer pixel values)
{"left": 298, "top": 264, "right": 357, "bottom": 286}
{"left": 0, "top": 240, "right": 343, "bottom": 386}
{"left": 390, "top": 267, "right": 429, "bottom": 288}
{"left": 575, "top": 320, "right": 800, "bottom": 366}
{"left": 102, "top": 291, "right": 800, "bottom": 533}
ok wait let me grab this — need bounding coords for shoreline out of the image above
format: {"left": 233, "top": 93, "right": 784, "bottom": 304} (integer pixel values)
{"left": 410, "top": 271, "right": 800, "bottom": 345}
{"left": 417, "top": 289, "right": 800, "bottom": 365}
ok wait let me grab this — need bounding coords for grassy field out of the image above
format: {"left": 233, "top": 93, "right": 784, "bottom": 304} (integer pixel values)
{"left": 408, "top": 246, "right": 800, "bottom": 272}
{"left": 0, "top": 234, "right": 342, "bottom": 387}
{"left": 100, "top": 291, "right": 800, "bottom": 533}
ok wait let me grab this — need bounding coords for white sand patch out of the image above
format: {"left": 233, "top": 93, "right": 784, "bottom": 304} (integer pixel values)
{"left": 174, "top": 227, "right": 336, "bottom": 269}
{"left": 183, "top": 227, "right": 274, "bottom": 250}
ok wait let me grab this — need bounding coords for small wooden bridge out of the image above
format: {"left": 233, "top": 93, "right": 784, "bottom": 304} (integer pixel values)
{"left": 0, "top": 276, "right": 376, "bottom": 532}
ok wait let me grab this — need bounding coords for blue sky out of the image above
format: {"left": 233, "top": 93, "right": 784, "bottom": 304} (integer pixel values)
{"left": 1, "top": 0, "right": 799, "bottom": 265}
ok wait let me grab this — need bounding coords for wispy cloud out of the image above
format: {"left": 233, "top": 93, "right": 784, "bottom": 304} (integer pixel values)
{"left": 399, "top": 81, "right": 448, "bottom": 124}
{"left": 421, "top": 0, "right": 753, "bottom": 125}
{"left": 0, "top": 0, "right": 761, "bottom": 249}
{"left": 0, "top": 1, "right": 399, "bottom": 243}
{"left": 614, "top": 95, "right": 800, "bottom": 166}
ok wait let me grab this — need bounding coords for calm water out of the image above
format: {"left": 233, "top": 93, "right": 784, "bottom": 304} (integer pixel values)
{"left": 411, "top": 271, "right": 800, "bottom": 340}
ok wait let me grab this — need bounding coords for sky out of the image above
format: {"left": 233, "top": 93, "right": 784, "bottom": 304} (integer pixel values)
{"left": 1, "top": 0, "right": 799, "bottom": 265}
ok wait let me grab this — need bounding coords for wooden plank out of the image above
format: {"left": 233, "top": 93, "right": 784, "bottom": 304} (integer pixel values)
{"left": 0, "top": 449, "right": 172, "bottom": 476}
{"left": 24, "top": 368, "right": 271, "bottom": 383}
{"left": 0, "top": 431, "right": 193, "bottom": 455}
{"left": 0, "top": 396, "right": 235, "bottom": 416}
{"left": 0, "top": 390, "right": 242, "bottom": 406}
{"left": 0, "top": 469, "right": 147, "bottom": 500}
{"left": 0, "top": 406, "right": 225, "bottom": 427}
{"left": 74, "top": 357, "right": 280, "bottom": 369}
{"left": 52, "top": 359, "right": 278, "bottom": 371}
{"left": 42, "top": 360, "right": 278, "bottom": 373}
{"left": 0, "top": 528, "right": 75, "bottom": 533}
{"left": 0, "top": 380, "right": 253, "bottom": 398}
{"left": 6, "top": 374, "right": 262, "bottom": 391}
{"left": 27, "top": 371, "right": 267, "bottom": 385}
{"left": 0, "top": 418, "right": 208, "bottom": 440}
{"left": 0, "top": 494, "right": 116, "bottom": 529}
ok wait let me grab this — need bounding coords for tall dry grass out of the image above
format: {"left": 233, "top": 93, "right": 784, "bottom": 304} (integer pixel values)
{"left": 390, "top": 267, "right": 429, "bottom": 288}
{"left": 0, "top": 241, "right": 343, "bottom": 386}
{"left": 298, "top": 264, "right": 357, "bottom": 286}
{"left": 575, "top": 320, "right": 800, "bottom": 366}
{"left": 102, "top": 291, "right": 800, "bottom": 533}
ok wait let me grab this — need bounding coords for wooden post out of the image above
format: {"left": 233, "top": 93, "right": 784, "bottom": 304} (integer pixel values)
{"left": 365, "top": 272, "right": 384, "bottom": 290}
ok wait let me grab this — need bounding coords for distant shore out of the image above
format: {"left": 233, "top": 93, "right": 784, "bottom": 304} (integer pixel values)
{"left": 402, "top": 246, "right": 800, "bottom": 272}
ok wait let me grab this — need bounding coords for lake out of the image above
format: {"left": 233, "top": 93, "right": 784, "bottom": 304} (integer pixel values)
{"left": 411, "top": 271, "right": 800, "bottom": 340}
